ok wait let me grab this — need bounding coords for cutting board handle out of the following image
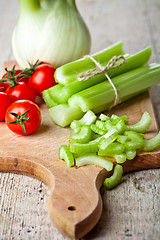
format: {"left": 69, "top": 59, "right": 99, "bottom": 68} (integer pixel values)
{"left": 46, "top": 151, "right": 160, "bottom": 239}
{"left": 0, "top": 155, "right": 108, "bottom": 239}
{"left": 47, "top": 165, "right": 108, "bottom": 239}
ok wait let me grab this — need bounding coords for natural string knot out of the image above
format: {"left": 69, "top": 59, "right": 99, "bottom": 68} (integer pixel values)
{"left": 78, "top": 55, "right": 126, "bottom": 108}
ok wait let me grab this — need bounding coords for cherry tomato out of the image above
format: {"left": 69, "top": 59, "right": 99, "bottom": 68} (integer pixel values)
{"left": 5, "top": 82, "right": 36, "bottom": 102}
{"left": 0, "top": 70, "right": 29, "bottom": 92}
{"left": 2, "top": 70, "right": 28, "bottom": 82}
{"left": 5, "top": 100, "right": 41, "bottom": 135}
{"left": 0, "top": 82, "right": 8, "bottom": 92}
{"left": 0, "top": 92, "right": 12, "bottom": 121}
{"left": 29, "top": 63, "right": 56, "bottom": 96}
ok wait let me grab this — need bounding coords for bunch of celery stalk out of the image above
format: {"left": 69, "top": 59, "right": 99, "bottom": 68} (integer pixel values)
{"left": 42, "top": 41, "right": 160, "bottom": 127}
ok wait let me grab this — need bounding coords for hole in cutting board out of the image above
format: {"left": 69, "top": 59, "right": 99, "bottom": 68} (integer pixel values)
{"left": 68, "top": 206, "right": 76, "bottom": 211}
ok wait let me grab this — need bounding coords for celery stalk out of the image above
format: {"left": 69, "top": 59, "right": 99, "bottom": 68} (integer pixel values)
{"left": 47, "top": 84, "right": 64, "bottom": 104}
{"left": 48, "top": 46, "right": 151, "bottom": 104}
{"left": 42, "top": 90, "right": 58, "bottom": 108}
{"left": 68, "top": 64, "right": 160, "bottom": 112}
{"left": 48, "top": 104, "right": 84, "bottom": 127}
{"left": 55, "top": 41, "right": 124, "bottom": 85}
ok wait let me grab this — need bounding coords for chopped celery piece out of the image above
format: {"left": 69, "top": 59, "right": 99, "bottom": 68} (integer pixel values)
{"left": 55, "top": 41, "right": 124, "bottom": 85}
{"left": 99, "top": 114, "right": 110, "bottom": 121}
{"left": 98, "top": 142, "right": 125, "bottom": 156}
{"left": 59, "top": 145, "right": 74, "bottom": 167}
{"left": 105, "top": 120, "right": 114, "bottom": 131}
{"left": 95, "top": 120, "right": 107, "bottom": 131}
{"left": 116, "top": 120, "right": 125, "bottom": 134}
{"left": 68, "top": 64, "right": 160, "bottom": 112}
{"left": 75, "top": 155, "right": 113, "bottom": 172}
{"left": 126, "top": 150, "right": 137, "bottom": 160}
{"left": 49, "top": 104, "right": 84, "bottom": 127}
{"left": 114, "top": 154, "right": 127, "bottom": 164}
{"left": 117, "top": 135, "right": 128, "bottom": 144}
{"left": 124, "top": 131, "right": 144, "bottom": 150}
{"left": 69, "top": 126, "right": 92, "bottom": 143}
{"left": 98, "top": 132, "right": 118, "bottom": 151}
{"left": 90, "top": 124, "right": 106, "bottom": 135}
{"left": 124, "top": 112, "right": 152, "bottom": 133}
{"left": 73, "top": 152, "right": 97, "bottom": 159}
{"left": 70, "top": 142, "right": 99, "bottom": 154}
{"left": 142, "top": 131, "right": 160, "bottom": 151}
{"left": 42, "top": 90, "right": 58, "bottom": 108}
{"left": 91, "top": 133, "right": 102, "bottom": 140}
{"left": 70, "top": 110, "right": 96, "bottom": 130}
{"left": 91, "top": 127, "right": 118, "bottom": 144}
{"left": 111, "top": 114, "right": 128, "bottom": 124}
{"left": 102, "top": 127, "right": 118, "bottom": 140}
{"left": 104, "top": 164, "right": 123, "bottom": 189}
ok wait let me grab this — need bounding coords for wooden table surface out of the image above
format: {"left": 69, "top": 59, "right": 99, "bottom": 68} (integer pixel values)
{"left": 0, "top": 0, "right": 160, "bottom": 239}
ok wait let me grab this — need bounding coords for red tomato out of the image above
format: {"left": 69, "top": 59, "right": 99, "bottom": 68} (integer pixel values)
{"left": 5, "top": 82, "right": 36, "bottom": 102}
{"left": 29, "top": 63, "right": 56, "bottom": 96}
{"left": 2, "top": 70, "right": 28, "bottom": 82}
{"left": 0, "top": 92, "right": 12, "bottom": 121}
{"left": 1, "top": 70, "right": 29, "bottom": 92}
{"left": 5, "top": 100, "right": 41, "bottom": 135}
{"left": 0, "top": 82, "right": 7, "bottom": 92}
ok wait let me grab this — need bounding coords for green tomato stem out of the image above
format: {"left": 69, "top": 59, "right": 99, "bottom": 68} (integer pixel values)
{"left": 7, "top": 110, "right": 31, "bottom": 135}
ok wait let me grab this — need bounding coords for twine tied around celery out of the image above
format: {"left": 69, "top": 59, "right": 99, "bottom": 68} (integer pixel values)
{"left": 78, "top": 55, "right": 126, "bottom": 108}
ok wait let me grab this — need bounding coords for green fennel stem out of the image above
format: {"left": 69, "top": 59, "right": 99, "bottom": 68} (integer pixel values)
{"left": 18, "top": 0, "right": 40, "bottom": 12}
{"left": 18, "top": 0, "right": 76, "bottom": 10}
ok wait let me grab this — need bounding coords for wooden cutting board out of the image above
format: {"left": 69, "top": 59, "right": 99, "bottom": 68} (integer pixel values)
{"left": 0, "top": 62, "right": 160, "bottom": 239}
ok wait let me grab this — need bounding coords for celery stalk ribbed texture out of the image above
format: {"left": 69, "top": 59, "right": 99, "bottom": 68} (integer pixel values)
{"left": 48, "top": 46, "right": 152, "bottom": 104}
{"left": 48, "top": 64, "right": 160, "bottom": 127}
{"left": 68, "top": 64, "right": 160, "bottom": 112}
{"left": 55, "top": 41, "right": 124, "bottom": 85}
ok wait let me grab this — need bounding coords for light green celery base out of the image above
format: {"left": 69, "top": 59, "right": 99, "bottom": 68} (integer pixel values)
{"left": 42, "top": 90, "right": 58, "bottom": 108}
{"left": 48, "top": 104, "right": 84, "bottom": 127}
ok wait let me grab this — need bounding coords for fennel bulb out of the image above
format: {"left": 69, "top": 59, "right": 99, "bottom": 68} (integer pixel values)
{"left": 12, "top": 0, "right": 91, "bottom": 68}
